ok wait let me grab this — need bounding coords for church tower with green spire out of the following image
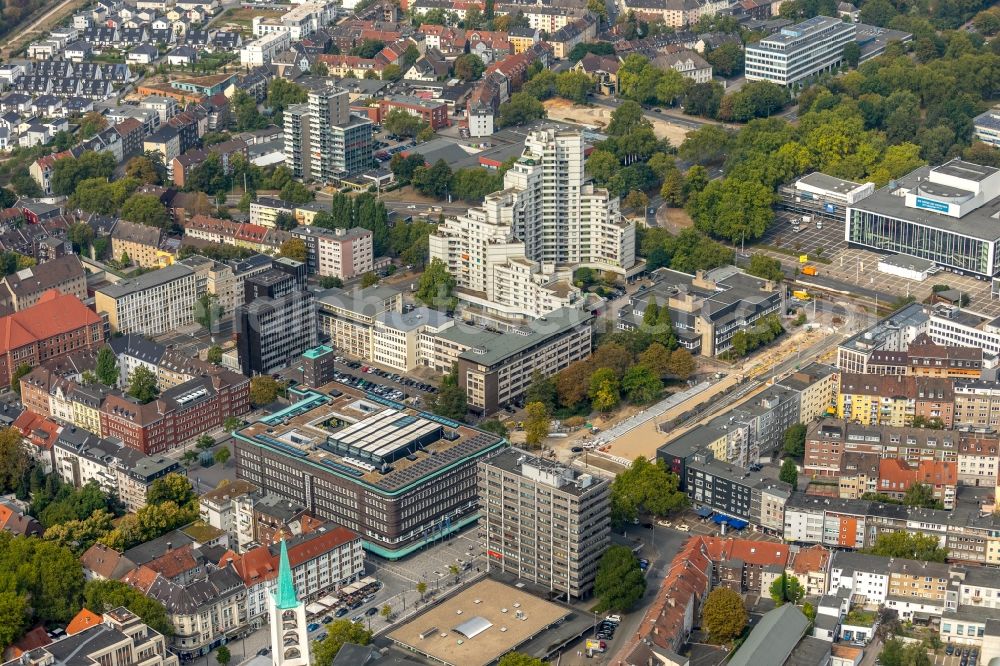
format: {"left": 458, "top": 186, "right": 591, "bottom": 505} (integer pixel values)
{"left": 268, "top": 539, "right": 311, "bottom": 666}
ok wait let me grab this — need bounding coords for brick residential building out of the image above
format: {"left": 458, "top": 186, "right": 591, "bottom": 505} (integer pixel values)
{"left": 837, "top": 373, "right": 955, "bottom": 427}
{"left": 377, "top": 95, "right": 450, "bottom": 129}
{"left": 100, "top": 369, "right": 250, "bottom": 454}
{"left": 21, "top": 358, "right": 250, "bottom": 455}
{"left": 0, "top": 291, "right": 103, "bottom": 387}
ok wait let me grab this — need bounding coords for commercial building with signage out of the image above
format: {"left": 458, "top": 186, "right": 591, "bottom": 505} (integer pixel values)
{"left": 846, "top": 159, "right": 1000, "bottom": 277}
{"left": 233, "top": 385, "right": 506, "bottom": 558}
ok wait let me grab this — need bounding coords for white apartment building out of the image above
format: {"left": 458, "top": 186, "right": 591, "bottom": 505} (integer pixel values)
{"left": 745, "top": 16, "right": 856, "bottom": 87}
{"left": 827, "top": 552, "right": 891, "bottom": 606}
{"left": 53, "top": 429, "right": 182, "bottom": 513}
{"left": 199, "top": 480, "right": 259, "bottom": 553}
{"left": 371, "top": 307, "right": 455, "bottom": 372}
{"left": 429, "top": 129, "right": 636, "bottom": 319}
{"left": 292, "top": 226, "right": 374, "bottom": 280}
{"left": 252, "top": 2, "right": 334, "bottom": 40}
{"left": 240, "top": 31, "right": 292, "bottom": 67}
{"left": 94, "top": 264, "right": 198, "bottom": 335}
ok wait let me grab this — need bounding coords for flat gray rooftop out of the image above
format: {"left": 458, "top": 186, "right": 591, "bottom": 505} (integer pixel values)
{"left": 850, "top": 167, "right": 1000, "bottom": 241}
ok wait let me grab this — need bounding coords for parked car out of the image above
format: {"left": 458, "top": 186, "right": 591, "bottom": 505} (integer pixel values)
{"left": 335, "top": 608, "right": 349, "bottom": 618}
{"left": 307, "top": 623, "right": 320, "bottom": 632}
{"left": 366, "top": 607, "right": 378, "bottom": 616}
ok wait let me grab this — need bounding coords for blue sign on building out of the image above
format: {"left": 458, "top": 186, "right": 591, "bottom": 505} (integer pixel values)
{"left": 824, "top": 203, "right": 836, "bottom": 213}
{"left": 915, "top": 197, "right": 950, "bottom": 213}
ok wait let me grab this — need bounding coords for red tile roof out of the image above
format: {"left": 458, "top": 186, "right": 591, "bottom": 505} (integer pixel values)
{"left": 224, "top": 525, "right": 359, "bottom": 587}
{"left": 146, "top": 543, "right": 199, "bottom": 580}
{"left": 0, "top": 291, "right": 100, "bottom": 355}
{"left": 4, "top": 626, "right": 51, "bottom": 659}
{"left": 66, "top": 609, "right": 103, "bottom": 636}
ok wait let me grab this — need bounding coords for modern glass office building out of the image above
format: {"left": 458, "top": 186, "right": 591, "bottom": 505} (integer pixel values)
{"left": 846, "top": 160, "right": 1000, "bottom": 278}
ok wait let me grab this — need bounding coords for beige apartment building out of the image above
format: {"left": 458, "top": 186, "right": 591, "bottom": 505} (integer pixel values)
{"left": 292, "top": 225, "right": 375, "bottom": 280}
{"left": 0, "top": 254, "right": 87, "bottom": 312}
{"left": 479, "top": 448, "right": 610, "bottom": 599}
{"left": 315, "top": 284, "right": 402, "bottom": 359}
{"left": 95, "top": 264, "right": 198, "bottom": 335}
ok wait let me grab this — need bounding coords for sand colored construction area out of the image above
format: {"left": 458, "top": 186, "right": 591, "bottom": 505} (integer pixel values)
{"left": 543, "top": 99, "right": 691, "bottom": 145}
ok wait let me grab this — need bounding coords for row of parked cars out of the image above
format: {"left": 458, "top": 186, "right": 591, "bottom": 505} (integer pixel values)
{"left": 338, "top": 358, "right": 439, "bottom": 394}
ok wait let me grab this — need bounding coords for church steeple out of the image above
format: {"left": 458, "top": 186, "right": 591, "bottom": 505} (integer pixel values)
{"left": 267, "top": 537, "right": 311, "bottom": 666}
{"left": 274, "top": 538, "right": 299, "bottom": 609}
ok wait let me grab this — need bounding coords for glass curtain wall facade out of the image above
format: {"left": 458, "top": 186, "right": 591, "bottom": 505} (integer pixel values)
{"left": 847, "top": 209, "right": 995, "bottom": 276}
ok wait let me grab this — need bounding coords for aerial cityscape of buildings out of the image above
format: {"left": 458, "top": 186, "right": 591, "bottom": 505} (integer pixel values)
{"left": 0, "top": 0, "right": 998, "bottom": 664}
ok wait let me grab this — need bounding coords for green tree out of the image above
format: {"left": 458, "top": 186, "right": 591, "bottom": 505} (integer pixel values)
{"left": 903, "top": 483, "right": 941, "bottom": 509}
{"left": 779, "top": 458, "right": 798, "bottom": 488}
{"left": 215, "top": 646, "right": 231, "bottom": 666}
{"left": 783, "top": 423, "right": 807, "bottom": 457}
{"left": 610, "top": 456, "right": 687, "bottom": 525}
{"left": 67, "top": 222, "right": 95, "bottom": 252}
{"left": 250, "top": 375, "right": 280, "bottom": 406}
{"left": 747, "top": 254, "right": 785, "bottom": 282}
{"left": 607, "top": 100, "right": 648, "bottom": 136}
{"left": 687, "top": 178, "right": 775, "bottom": 243}
{"left": 416, "top": 581, "right": 428, "bottom": 600}
{"left": 843, "top": 41, "right": 861, "bottom": 68}
{"left": 50, "top": 151, "right": 115, "bottom": 196}
{"left": 390, "top": 153, "right": 426, "bottom": 185}
{"left": 223, "top": 417, "right": 242, "bottom": 432}
{"left": 453, "top": 53, "right": 485, "bottom": 81}
{"left": 412, "top": 159, "right": 453, "bottom": 198}
{"left": 524, "top": 371, "right": 557, "bottom": 412}
{"left": 588, "top": 367, "right": 620, "bottom": 412}
{"left": 430, "top": 364, "right": 467, "bottom": 420}
{"left": 121, "top": 194, "right": 170, "bottom": 228}
{"left": 381, "top": 63, "right": 403, "bottom": 81}
{"left": 666, "top": 348, "right": 696, "bottom": 380}
{"left": 83, "top": 579, "right": 172, "bottom": 635}
{"left": 0, "top": 590, "right": 28, "bottom": 650}
{"left": 267, "top": 78, "right": 307, "bottom": 114}
{"left": 498, "top": 92, "right": 546, "bottom": 127}
{"left": 702, "top": 587, "right": 748, "bottom": 642}
{"left": 126, "top": 154, "right": 166, "bottom": 185}
{"left": 622, "top": 365, "right": 661, "bottom": 403}
{"left": 555, "top": 70, "right": 593, "bottom": 103}
{"left": 638, "top": 342, "right": 672, "bottom": 377}
{"left": 0, "top": 428, "right": 30, "bottom": 494}
{"left": 384, "top": 108, "right": 427, "bottom": 138}
{"left": 232, "top": 90, "right": 265, "bottom": 131}
{"left": 207, "top": 346, "right": 223, "bottom": 364}
{"left": 679, "top": 125, "right": 732, "bottom": 166}
{"left": 878, "top": 638, "right": 932, "bottom": 666}
{"left": 9, "top": 362, "right": 30, "bottom": 394}
{"left": 280, "top": 238, "right": 308, "bottom": 262}
{"left": 147, "top": 473, "right": 195, "bottom": 507}
{"left": 594, "top": 545, "right": 646, "bottom": 612}
{"left": 360, "top": 272, "right": 379, "bottom": 288}
{"left": 705, "top": 42, "right": 744, "bottom": 77}
{"left": 320, "top": 276, "right": 344, "bottom": 289}
{"left": 126, "top": 366, "right": 158, "bottom": 404}
{"left": 524, "top": 402, "right": 550, "bottom": 448}
{"left": 769, "top": 573, "right": 804, "bottom": 605}
{"left": 96, "top": 347, "right": 120, "bottom": 386}
{"left": 313, "top": 619, "right": 373, "bottom": 666}
{"left": 416, "top": 258, "right": 457, "bottom": 311}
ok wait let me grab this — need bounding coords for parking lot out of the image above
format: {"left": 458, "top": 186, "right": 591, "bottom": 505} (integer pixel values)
{"left": 758, "top": 211, "right": 847, "bottom": 261}
{"left": 333, "top": 357, "right": 438, "bottom": 401}
{"left": 933, "top": 645, "right": 981, "bottom": 665}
